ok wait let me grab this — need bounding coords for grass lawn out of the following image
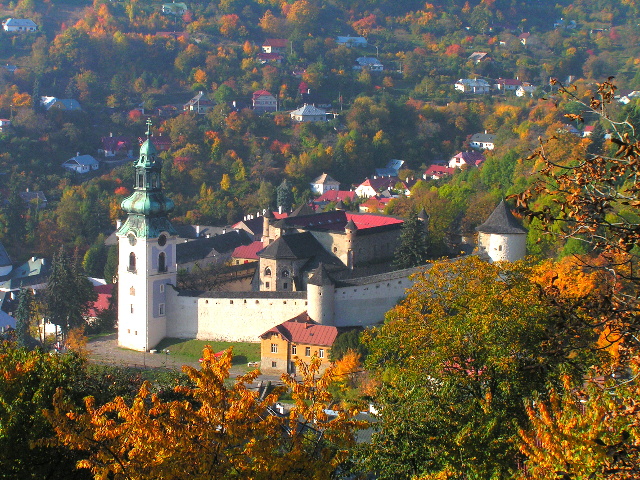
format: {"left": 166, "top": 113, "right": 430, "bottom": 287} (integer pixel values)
{"left": 154, "top": 338, "right": 261, "bottom": 366}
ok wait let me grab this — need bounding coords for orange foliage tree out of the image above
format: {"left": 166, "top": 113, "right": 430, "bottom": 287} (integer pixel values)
{"left": 48, "top": 348, "right": 364, "bottom": 479}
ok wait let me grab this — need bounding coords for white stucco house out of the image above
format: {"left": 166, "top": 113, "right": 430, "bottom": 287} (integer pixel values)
{"left": 62, "top": 154, "right": 99, "bottom": 174}
{"left": 290, "top": 104, "right": 327, "bottom": 122}
{"left": 2, "top": 18, "right": 37, "bottom": 32}
{"left": 455, "top": 78, "right": 490, "bottom": 94}
{"left": 310, "top": 173, "right": 340, "bottom": 195}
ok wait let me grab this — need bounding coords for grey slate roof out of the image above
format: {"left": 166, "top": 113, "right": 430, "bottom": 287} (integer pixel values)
{"left": 176, "top": 229, "right": 253, "bottom": 264}
{"left": 308, "top": 263, "right": 334, "bottom": 286}
{"left": 476, "top": 200, "right": 527, "bottom": 234}
{"left": 259, "top": 232, "right": 343, "bottom": 269}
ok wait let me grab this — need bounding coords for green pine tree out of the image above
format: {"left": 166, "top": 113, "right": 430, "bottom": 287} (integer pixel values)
{"left": 15, "top": 288, "right": 33, "bottom": 348}
{"left": 276, "top": 179, "right": 293, "bottom": 212}
{"left": 103, "top": 245, "right": 118, "bottom": 284}
{"left": 46, "top": 248, "right": 97, "bottom": 339}
{"left": 393, "top": 215, "right": 429, "bottom": 269}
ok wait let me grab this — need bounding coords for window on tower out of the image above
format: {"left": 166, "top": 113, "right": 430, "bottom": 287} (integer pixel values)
{"left": 158, "top": 252, "right": 166, "bottom": 272}
{"left": 128, "top": 253, "right": 136, "bottom": 273}
{"left": 138, "top": 174, "right": 144, "bottom": 188}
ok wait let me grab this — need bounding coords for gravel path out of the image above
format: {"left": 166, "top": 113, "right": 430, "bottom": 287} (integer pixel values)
{"left": 87, "top": 334, "right": 282, "bottom": 383}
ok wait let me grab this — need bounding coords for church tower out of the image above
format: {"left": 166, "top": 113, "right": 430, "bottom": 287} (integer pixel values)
{"left": 117, "top": 120, "right": 178, "bottom": 351}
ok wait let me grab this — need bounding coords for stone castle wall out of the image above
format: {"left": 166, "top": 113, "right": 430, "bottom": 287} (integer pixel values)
{"left": 165, "top": 290, "right": 308, "bottom": 342}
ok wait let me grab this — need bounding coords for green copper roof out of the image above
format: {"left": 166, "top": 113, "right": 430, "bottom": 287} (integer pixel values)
{"left": 117, "top": 214, "right": 178, "bottom": 238}
{"left": 121, "top": 190, "right": 175, "bottom": 217}
{"left": 118, "top": 120, "right": 177, "bottom": 239}
{"left": 134, "top": 137, "right": 161, "bottom": 169}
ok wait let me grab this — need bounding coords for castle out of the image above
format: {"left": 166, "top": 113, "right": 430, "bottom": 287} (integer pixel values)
{"left": 116, "top": 128, "right": 526, "bottom": 352}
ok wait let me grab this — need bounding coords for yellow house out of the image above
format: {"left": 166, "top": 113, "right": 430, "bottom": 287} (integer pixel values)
{"left": 259, "top": 313, "right": 338, "bottom": 375}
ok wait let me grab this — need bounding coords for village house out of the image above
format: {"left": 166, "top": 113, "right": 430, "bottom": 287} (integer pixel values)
{"left": 0, "top": 119, "right": 10, "bottom": 132}
{"left": 424, "top": 164, "right": 455, "bottom": 180}
{"left": 290, "top": 104, "right": 327, "bottom": 122}
{"left": 515, "top": 83, "right": 537, "bottom": 97}
{"left": 183, "top": 91, "right": 215, "bottom": 114}
{"left": 261, "top": 39, "right": 287, "bottom": 54}
{"left": 449, "top": 151, "right": 486, "bottom": 169}
{"left": 359, "top": 196, "right": 392, "bottom": 213}
{"left": 257, "top": 52, "right": 283, "bottom": 64}
{"left": 162, "top": 2, "right": 188, "bottom": 15}
{"left": 468, "top": 52, "right": 491, "bottom": 63}
{"left": 2, "top": 18, "right": 37, "bottom": 32}
{"left": 101, "top": 134, "right": 133, "bottom": 157}
{"left": 40, "top": 96, "right": 81, "bottom": 111}
{"left": 252, "top": 90, "right": 278, "bottom": 113}
{"left": 353, "top": 57, "right": 383, "bottom": 72}
{"left": 62, "top": 154, "right": 100, "bottom": 174}
{"left": 259, "top": 313, "right": 338, "bottom": 375}
{"left": 469, "top": 132, "right": 496, "bottom": 150}
{"left": 454, "top": 78, "right": 490, "bottom": 94}
{"left": 336, "top": 36, "right": 367, "bottom": 47}
{"left": 310, "top": 173, "right": 340, "bottom": 195}
{"left": 494, "top": 78, "right": 522, "bottom": 92}
{"left": 355, "top": 176, "right": 408, "bottom": 198}
{"left": 311, "top": 190, "right": 357, "bottom": 210}
{"left": 18, "top": 190, "right": 47, "bottom": 210}
{"left": 375, "top": 159, "right": 404, "bottom": 178}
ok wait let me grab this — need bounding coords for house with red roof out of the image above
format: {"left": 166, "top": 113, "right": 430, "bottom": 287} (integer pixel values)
{"left": 495, "top": 78, "right": 522, "bottom": 92}
{"left": 86, "top": 284, "right": 114, "bottom": 323}
{"left": 261, "top": 39, "right": 287, "bottom": 54}
{"left": 359, "top": 196, "right": 392, "bottom": 213}
{"left": 101, "top": 134, "right": 133, "bottom": 158}
{"left": 257, "top": 52, "right": 283, "bottom": 64}
{"left": 449, "top": 151, "right": 486, "bottom": 169}
{"left": 424, "top": 164, "right": 455, "bottom": 180}
{"left": 232, "top": 240, "right": 263, "bottom": 265}
{"left": 259, "top": 313, "right": 338, "bottom": 375}
{"left": 355, "top": 176, "right": 409, "bottom": 198}
{"left": 252, "top": 90, "right": 278, "bottom": 113}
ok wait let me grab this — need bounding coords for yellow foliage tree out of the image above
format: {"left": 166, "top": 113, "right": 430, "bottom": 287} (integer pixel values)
{"left": 47, "top": 348, "right": 364, "bottom": 479}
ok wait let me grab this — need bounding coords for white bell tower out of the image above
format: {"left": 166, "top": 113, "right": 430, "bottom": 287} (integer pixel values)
{"left": 116, "top": 120, "right": 178, "bottom": 351}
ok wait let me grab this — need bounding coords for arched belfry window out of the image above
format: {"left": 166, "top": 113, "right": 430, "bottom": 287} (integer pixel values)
{"left": 138, "top": 174, "right": 144, "bottom": 188}
{"left": 129, "top": 252, "right": 136, "bottom": 272}
{"left": 264, "top": 267, "right": 272, "bottom": 276}
{"left": 158, "top": 252, "right": 166, "bottom": 272}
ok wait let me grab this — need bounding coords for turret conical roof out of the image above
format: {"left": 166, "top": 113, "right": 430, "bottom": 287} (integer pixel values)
{"left": 476, "top": 200, "right": 527, "bottom": 234}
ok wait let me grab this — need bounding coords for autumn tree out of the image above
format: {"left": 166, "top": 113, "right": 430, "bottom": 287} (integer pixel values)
{"left": 48, "top": 348, "right": 364, "bottom": 479}
{"left": 511, "top": 79, "right": 640, "bottom": 478}
{"left": 0, "top": 342, "right": 88, "bottom": 479}
{"left": 360, "top": 256, "right": 597, "bottom": 479}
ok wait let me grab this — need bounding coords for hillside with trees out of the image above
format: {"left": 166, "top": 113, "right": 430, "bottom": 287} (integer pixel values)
{"left": 0, "top": 0, "right": 636, "bottom": 263}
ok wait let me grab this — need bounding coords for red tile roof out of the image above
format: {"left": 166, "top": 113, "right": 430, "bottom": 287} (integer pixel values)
{"left": 252, "top": 90, "right": 274, "bottom": 100}
{"left": 87, "top": 284, "right": 113, "bottom": 318}
{"left": 260, "top": 313, "right": 338, "bottom": 346}
{"left": 314, "top": 190, "right": 357, "bottom": 203}
{"left": 263, "top": 38, "right": 287, "bottom": 48}
{"left": 232, "top": 240, "right": 263, "bottom": 260}
{"left": 346, "top": 212, "right": 403, "bottom": 229}
{"left": 424, "top": 164, "right": 455, "bottom": 178}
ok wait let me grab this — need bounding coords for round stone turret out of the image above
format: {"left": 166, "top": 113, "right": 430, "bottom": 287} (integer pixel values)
{"left": 307, "top": 263, "right": 335, "bottom": 325}
{"left": 476, "top": 200, "right": 527, "bottom": 262}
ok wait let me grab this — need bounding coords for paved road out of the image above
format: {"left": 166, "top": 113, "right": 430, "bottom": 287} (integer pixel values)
{"left": 87, "top": 334, "right": 283, "bottom": 383}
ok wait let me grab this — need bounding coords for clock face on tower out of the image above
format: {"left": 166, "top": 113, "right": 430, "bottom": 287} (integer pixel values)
{"left": 128, "top": 233, "right": 137, "bottom": 246}
{"left": 158, "top": 234, "right": 167, "bottom": 247}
